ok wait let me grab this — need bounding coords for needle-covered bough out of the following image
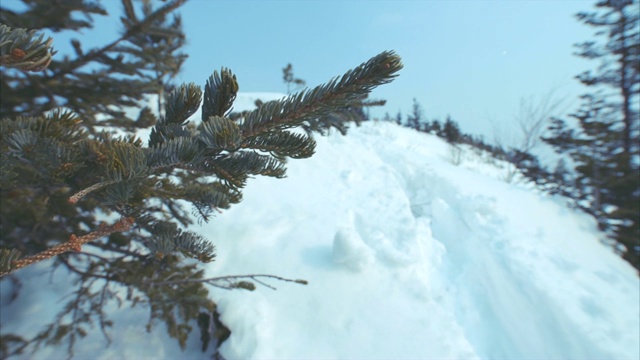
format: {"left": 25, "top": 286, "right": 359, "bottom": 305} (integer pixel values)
{"left": 0, "top": 23, "right": 403, "bottom": 275}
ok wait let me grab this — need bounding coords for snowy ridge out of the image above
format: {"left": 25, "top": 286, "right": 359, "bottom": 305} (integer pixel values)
{"left": 206, "top": 121, "right": 638, "bottom": 359}
{"left": 1, "top": 95, "right": 638, "bottom": 359}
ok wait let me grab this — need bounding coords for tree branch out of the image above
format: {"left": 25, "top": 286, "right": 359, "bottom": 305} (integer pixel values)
{"left": 0, "top": 217, "right": 135, "bottom": 277}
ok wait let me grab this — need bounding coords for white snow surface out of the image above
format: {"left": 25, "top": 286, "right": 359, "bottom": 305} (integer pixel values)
{"left": 1, "top": 93, "right": 638, "bottom": 360}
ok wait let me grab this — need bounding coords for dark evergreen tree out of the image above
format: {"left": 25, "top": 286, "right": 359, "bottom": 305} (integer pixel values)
{"left": 406, "top": 98, "right": 424, "bottom": 131}
{"left": 507, "top": 149, "right": 549, "bottom": 186}
{"left": 547, "top": 158, "right": 573, "bottom": 196}
{"left": 282, "top": 63, "right": 306, "bottom": 94}
{"left": 429, "top": 119, "right": 442, "bottom": 135}
{"left": 543, "top": 0, "right": 639, "bottom": 270}
{"left": 0, "top": 1, "right": 404, "bottom": 357}
{"left": 442, "top": 115, "right": 462, "bottom": 143}
{"left": 395, "top": 110, "right": 402, "bottom": 125}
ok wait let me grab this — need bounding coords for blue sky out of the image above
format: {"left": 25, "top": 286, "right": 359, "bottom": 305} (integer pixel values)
{"left": 8, "top": 0, "right": 597, "bottom": 141}
{"left": 173, "top": 0, "right": 595, "bottom": 139}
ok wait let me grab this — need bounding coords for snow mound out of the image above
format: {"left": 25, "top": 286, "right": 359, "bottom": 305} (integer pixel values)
{"left": 332, "top": 227, "right": 375, "bottom": 271}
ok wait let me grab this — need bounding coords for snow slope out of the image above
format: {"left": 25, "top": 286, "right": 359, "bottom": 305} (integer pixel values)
{"left": 1, "top": 94, "right": 638, "bottom": 359}
{"left": 206, "top": 119, "right": 639, "bottom": 360}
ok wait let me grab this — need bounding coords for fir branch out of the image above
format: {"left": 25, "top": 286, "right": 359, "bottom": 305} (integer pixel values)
{"left": 202, "top": 151, "right": 287, "bottom": 188}
{"left": 1, "top": 110, "right": 85, "bottom": 144}
{"left": 164, "top": 83, "right": 202, "bottom": 125}
{"left": 146, "top": 137, "right": 203, "bottom": 167}
{"left": 197, "top": 116, "right": 242, "bottom": 151}
{"left": 181, "top": 181, "right": 241, "bottom": 223}
{"left": 0, "top": 217, "right": 135, "bottom": 277}
{"left": 202, "top": 67, "right": 239, "bottom": 120}
{"left": 241, "top": 50, "right": 402, "bottom": 138}
{"left": 0, "top": 249, "right": 22, "bottom": 275}
{"left": 106, "top": 141, "right": 149, "bottom": 181}
{"left": 145, "top": 221, "right": 216, "bottom": 263}
{"left": 0, "top": 23, "right": 55, "bottom": 72}
{"left": 49, "top": 0, "right": 187, "bottom": 80}
{"left": 149, "top": 123, "right": 194, "bottom": 147}
{"left": 244, "top": 131, "right": 316, "bottom": 159}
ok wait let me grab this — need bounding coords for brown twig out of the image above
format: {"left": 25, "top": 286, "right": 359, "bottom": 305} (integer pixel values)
{"left": 0, "top": 217, "right": 135, "bottom": 277}
{"left": 67, "top": 180, "right": 118, "bottom": 204}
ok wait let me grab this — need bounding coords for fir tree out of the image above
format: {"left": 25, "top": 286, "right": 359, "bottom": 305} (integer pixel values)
{"left": 0, "top": 1, "right": 404, "bottom": 357}
{"left": 442, "top": 115, "right": 462, "bottom": 143}
{"left": 282, "top": 63, "right": 306, "bottom": 94}
{"left": 548, "top": 158, "right": 573, "bottom": 196}
{"left": 543, "top": 0, "right": 639, "bottom": 270}
{"left": 406, "top": 98, "right": 424, "bottom": 131}
{"left": 428, "top": 119, "right": 442, "bottom": 135}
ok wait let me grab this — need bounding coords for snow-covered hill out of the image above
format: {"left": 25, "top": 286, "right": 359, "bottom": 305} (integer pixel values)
{"left": 207, "top": 119, "right": 638, "bottom": 360}
{"left": 1, "top": 94, "right": 638, "bottom": 360}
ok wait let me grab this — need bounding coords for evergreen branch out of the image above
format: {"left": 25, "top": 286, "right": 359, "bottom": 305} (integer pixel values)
{"left": 175, "top": 231, "right": 216, "bottom": 263}
{"left": 147, "top": 274, "right": 309, "bottom": 291}
{"left": 202, "top": 68, "right": 239, "bottom": 120}
{"left": 182, "top": 181, "right": 241, "bottom": 223}
{"left": 244, "top": 131, "right": 316, "bottom": 159}
{"left": 203, "top": 151, "right": 287, "bottom": 188}
{"left": 197, "top": 116, "right": 242, "bottom": 151}
{"left": 303, "top": 103, "right": 369, "bottom": 136}
{"left": 101, "top": 180, "right": 138, "bottom": 205}
{"left": 146, "top": 137, "right": 202, "bottom": 167}
{"left": 0, "top": 217, "right": 135, "bottom": 277}
{"left": 164, "top": 83, "right": 202, "bottom": 125}
{"left": 49, "top": 0, "right": 186, "bottom": 79}
{"left": 241, "top": 50, "right": 402, "bottom": 138}
{"left": 1, "top": 111, "right": 84, "bottom": 145}
{"left": 0, "top": 249, "right": 22, "bottom": 275}
{"left": 144, "top": 221, "right": 216, "bottom": 263}
{"left": 106, "top": 141, "right": 149, "bottom": 181}
{"left": 0, "top": 155, "right": 18, "bottom": 186}
{"left": 0, "top": 23, "right": 55, "bottom": 72}
{"left": 149, "top": 123, "right": 194, "bottom": 147}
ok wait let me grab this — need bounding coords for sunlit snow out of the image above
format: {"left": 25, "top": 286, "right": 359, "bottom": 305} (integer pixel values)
{"left": 1, "top": 93, "right": 638, "bottom": 360}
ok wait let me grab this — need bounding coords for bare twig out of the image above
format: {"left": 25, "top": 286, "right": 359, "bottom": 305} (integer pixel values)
{"left": 148, "top": 273, "right": 308, "bottom": 291}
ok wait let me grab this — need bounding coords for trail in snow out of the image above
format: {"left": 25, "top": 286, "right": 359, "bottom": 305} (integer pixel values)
{"left": 363, "top": 128, "right": 619, "bottom": 359}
